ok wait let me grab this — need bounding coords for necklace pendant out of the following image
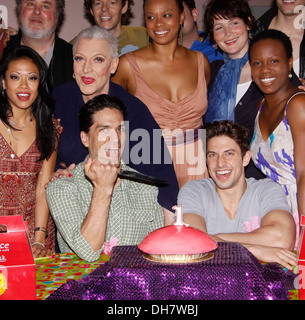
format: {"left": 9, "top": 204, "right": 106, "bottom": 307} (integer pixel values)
{"left": 10, "top": 154, "right": 15, "bottom": 159}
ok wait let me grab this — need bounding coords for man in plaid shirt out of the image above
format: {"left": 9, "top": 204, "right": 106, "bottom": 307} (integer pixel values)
{"left": 46, "top": 95, "right": 163, "bottom": 262}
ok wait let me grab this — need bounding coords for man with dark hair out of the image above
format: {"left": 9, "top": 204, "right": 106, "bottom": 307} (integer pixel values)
{"left": 178, "top": 120, "right": 298, "bottom": 269}
{"left": 46, "top": 94, "right": 163, "bottom": 262}
{"left": 182, "top": 0, "right": 222, "bottom": 63}
{"left": 82, "top": 0, "right": 149, "bottom": 56}
{"left": 6, "top": 0, "right": 73, "bottom": 88}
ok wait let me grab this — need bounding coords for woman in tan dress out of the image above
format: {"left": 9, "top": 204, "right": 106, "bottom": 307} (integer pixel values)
{"left": 112, "top": 0, "right": 211, "bottom": 188}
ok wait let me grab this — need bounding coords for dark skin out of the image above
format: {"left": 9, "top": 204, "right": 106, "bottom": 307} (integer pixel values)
{"left": 112, "top": 0, "right": 211, "bottom": 102}
{"left": 250, "top": 38, "right": 305, "bottom": 253}
{"left": 112, "top": 0, "right": 211, "bottom": 223}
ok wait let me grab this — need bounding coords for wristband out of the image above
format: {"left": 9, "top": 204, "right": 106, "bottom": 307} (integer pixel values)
{"left": 31, "top": 242, "right": 45, "bottom": 248}
{"left": 34, "top": 227, "right": 49, "bottom": 238}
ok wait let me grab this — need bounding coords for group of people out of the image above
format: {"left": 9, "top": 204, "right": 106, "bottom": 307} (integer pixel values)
{"left": 0, "top": 0, "right": 303, "bottom": 272}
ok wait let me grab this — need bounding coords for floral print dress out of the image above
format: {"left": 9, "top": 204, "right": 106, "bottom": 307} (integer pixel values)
{"left": 250, "top": 92, "right": 305, "bottom": 245}
{"left": 0, "top": 118, "right": 62, "bottom": 251}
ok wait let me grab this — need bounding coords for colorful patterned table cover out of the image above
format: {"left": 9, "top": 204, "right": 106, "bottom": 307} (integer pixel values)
{"left": 35, "top": 252, "right": 110, "bottom": 300}
{"left": 35, "top": 244, "right": 300, "bottom": 300}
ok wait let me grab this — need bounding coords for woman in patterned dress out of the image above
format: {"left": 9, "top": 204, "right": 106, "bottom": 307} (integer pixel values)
{"left": 249, "top": 29, "right": 305, "bottom": 248}
{"left": 0, "top": 46, "right": 61, "bottom": 257}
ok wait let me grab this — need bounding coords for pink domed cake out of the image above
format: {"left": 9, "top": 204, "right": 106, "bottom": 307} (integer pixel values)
{"left": 138, "top": 206, "right": 218, "bottom": 263}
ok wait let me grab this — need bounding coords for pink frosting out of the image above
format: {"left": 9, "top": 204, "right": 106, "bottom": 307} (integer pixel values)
{"left": 138, "top": 224, "right": 217, "bottom": 255}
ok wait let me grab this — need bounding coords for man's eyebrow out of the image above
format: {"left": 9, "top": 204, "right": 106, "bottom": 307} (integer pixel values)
{"left": 95, "top": 124, "right": 110, "bottom": 129}
{"left": 96, "top": 124, "right": 125, "bottom": 129}
{"left": 207, "top": 149, "right": 237, "bottom": 154}
{"left": 29, "top": 0, "right": 53, "bottom": 5}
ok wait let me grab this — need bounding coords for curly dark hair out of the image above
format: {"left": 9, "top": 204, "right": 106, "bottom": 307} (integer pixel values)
{"left": 84, "top": 0, "right": 134, "bottom": 25}
{"left": 0, "top": 46, "right": 57, "bottom": 161}
{"left": 205, "top": 120, "right": 249, "bottom": 157}
{"left": 204, "top": 0, "right": 256, "bottom": 44}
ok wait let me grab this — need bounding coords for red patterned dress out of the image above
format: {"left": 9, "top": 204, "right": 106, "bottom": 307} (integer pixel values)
{"left": 0, "top": 119, "right": 62, "bottom": 251}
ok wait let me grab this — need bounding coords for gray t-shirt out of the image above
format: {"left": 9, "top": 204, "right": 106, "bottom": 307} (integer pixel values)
{"left": 177, "top": 178, "right": 291, "bottom": 235}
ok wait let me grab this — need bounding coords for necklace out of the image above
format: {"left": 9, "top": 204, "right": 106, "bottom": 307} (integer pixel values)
{"left": 6, "top": 117, "right": 33, "bottom": 159}
{"left": 9, "top": 117, "right": 33, "bottom": 130}
{"left": 6, "top": 127, "right": 16, "bottom": 159}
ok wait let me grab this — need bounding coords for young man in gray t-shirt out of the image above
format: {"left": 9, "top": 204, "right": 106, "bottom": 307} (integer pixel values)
{"left": 178, "top": 121, "right": 297, "bottom": 270}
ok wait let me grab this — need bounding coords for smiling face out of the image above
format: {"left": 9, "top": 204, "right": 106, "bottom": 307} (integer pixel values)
{"left": 212, "top": 16, "right": 250, "bottom": 59}
{"left": 81, "top": 107, "right": 126, "bottom": 165}
{"left": 19, "top": 0, "right": 57, "bottom": 39}
{"left": 207, "top": 136, "right": 250, "bottom": 192}
{"left": 276, "top": 0, "right": 305, "bottom": 16}
{"left": 250, "top": 38, "right": 293, "bottom": 95}
{"left": 144, "top": 0, "right": 184, "bottom": 45}
{"left": 73, "top": 38, "right": 119, "bottom": 102}
{"left": 2, "top": 57, "right": 40, "bottom": 111}
{"left": 90, "top": 0, "right": 128, "bottom": 37}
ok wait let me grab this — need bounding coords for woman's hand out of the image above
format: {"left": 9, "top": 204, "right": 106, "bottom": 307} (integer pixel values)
{"left": 32, "top": 242, "right": 54, "bottom": 258}
{"left": 45, "top": 163, "right": 76, "bottom": 188}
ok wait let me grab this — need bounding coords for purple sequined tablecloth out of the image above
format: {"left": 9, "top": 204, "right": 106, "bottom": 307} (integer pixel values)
{"left": 47, "top": 242, "right": 296, "bottom": 300}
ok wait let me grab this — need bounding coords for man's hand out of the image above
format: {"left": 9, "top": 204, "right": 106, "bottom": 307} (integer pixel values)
{"left": 244, "top": 243, "right": 298, "bottom": 270}
{"left": 214, "top": 232, "right": 298, "bottom": 270}
{"left": 84, "top": 157, "right": 120, "bottom": 194}
{"left": 80, "top": 157, "right": 120, "bottom": 252}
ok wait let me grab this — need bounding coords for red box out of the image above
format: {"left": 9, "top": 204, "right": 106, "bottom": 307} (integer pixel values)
{"left": 0, "top": 216, "right": 36, "bottom": 300}
{"left": 298, "top": 215, "right": 305, "bottom": 300}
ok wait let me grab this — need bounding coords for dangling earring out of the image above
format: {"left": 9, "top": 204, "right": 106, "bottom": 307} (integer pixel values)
{"left": 289, "top": 72, "right": 292, "bottom": 79}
